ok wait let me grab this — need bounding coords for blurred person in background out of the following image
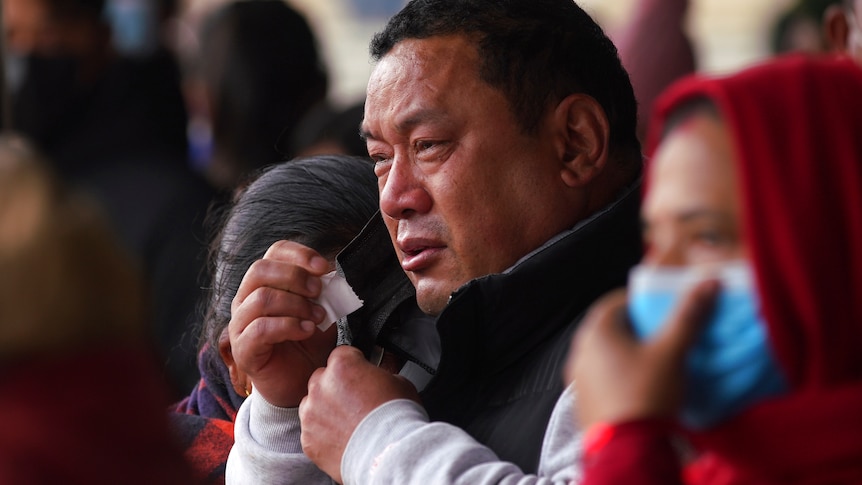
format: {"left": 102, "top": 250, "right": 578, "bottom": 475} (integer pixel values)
{"left": 2, "top": 0, "right": 189, "bottom": 175}
{"left": 294, "top": 100, "right": 370, "bottom": 159}
{"left": 567, "top": 55, "right": 862, "bottom": 484}
{"left": 0, "top": 134, "right": 196, "bottom": 484}
{"left": 169, "top": 155, "right": 379, "bottom": 484}
{"left": 772, "top": 0, "right": 838, "bottom": 54}
{"left": 2, "top": 0, "right": 219, "bottom": 397}
{"left": 823, "top": 0, "right": 862, "bottom": 61}
{"left": 180, "top": 0, "right": 330, "bottom": 191}
{"left": 612, "top": 0, "right": 696, "bottom": 142}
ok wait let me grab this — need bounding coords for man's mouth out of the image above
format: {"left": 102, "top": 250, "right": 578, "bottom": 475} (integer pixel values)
{"left": 398, "top": 238, "right": 444, "bottom": 272}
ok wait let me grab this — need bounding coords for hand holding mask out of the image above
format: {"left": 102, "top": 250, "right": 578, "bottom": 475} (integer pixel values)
{"left": 627, "top": 261, "right": 789, "bottom": 429}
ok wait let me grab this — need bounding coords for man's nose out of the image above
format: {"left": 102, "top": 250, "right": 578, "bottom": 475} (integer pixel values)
{"left": 379, "top": 154, "right": 432, "bottom": 220}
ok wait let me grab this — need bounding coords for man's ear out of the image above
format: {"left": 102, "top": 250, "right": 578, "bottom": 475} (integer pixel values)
{"left": 219, "top": 332, "right": 251, "bottom": 397}
{"left": 824, "top": 5, "right": 851, "bottom": 51}
{"left": 553, "top": 94, "right": 610, "bottom": 188}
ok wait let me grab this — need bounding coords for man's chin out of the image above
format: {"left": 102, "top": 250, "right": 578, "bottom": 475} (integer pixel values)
{"left": 413, "top": 281, "right": 453, "bottom": 317}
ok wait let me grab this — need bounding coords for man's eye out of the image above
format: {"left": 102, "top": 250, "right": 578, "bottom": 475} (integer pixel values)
{"left": 370, "top": 154, "right": 390, "bottom": 164}
{"left": 370, "top": 155, "right": 392, "bottom": 177}
{"left": 414, "top": 140, "right": 451, "bottom": 162}
{"left": 415, "top": 139, "right": 449, "bottom": 154}
{"left": 416, "top": 140, "right": 435, "bottom": 151}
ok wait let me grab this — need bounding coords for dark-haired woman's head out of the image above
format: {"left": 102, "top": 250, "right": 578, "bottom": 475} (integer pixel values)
{"left": 201, "top": 154, "right": 377, "bottom": 362}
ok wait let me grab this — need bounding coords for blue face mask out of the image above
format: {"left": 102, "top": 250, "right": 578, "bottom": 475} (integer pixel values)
{"left": 627, "top": 261, "right": 788, "bottom": 430}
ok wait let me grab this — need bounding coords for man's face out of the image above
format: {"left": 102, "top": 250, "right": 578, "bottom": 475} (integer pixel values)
{"left": 362, "top": 35, "right": 574, "bottom": 315}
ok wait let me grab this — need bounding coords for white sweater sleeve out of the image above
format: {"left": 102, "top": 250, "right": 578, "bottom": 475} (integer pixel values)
{"left": 340, "top": 385, "right": 583, "bottom": 485}
{"left": 226, "top": 392, "right": 334, "bottom": 485}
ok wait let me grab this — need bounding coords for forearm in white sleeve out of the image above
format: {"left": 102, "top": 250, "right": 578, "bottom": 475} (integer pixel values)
{"left": 340, "top": 385, "right": 583, "bottom": 485}
{"left": 226, "top": 392, "right": 335, "bottom": 485}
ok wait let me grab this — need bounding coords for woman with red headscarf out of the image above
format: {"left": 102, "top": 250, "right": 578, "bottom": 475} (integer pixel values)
{"left": 566, "top": 55, "right": 862, "bottom": 484}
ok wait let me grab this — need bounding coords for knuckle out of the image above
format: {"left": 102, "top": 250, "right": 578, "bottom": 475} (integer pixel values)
{"left": 233, "top": 260, "right": 268, "bottom": 308}
{"left": 243, "top": 317, "right": 267, "bottom": 342}
{"left": 245, "top": 286, "right": 281, "bottom": 314}
{"left": 300, "top": 434, "right": 314, "bottom": 460}
{"left": 298, "top": 395, "right": 309, "bottom": 417}
{"left": 257, "top": 286, "right": 278, "bottom": 310}
{"left": 264, "top": 240, "right": 292, "bottom": 258}
{"left": 265, "top": 239, "right": 311, "bottom": 261}
{"left": 328, "top": 346, "right": 350, "bottom": 365}
{"left": 246, "top": 257, "right": 268, "bottom": 276}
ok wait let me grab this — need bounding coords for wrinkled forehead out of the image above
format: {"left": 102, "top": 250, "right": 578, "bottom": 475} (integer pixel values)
{"left": 366, "top": 36, "right": 481, "bottom": 94}
{"left": 645, "top": 111, "right": 739, "bottom": 218}
{"left": 362, "top": 35, "right": 485, "bottom": 131}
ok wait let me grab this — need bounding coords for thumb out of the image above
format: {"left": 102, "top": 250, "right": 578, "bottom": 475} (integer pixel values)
{"left": 327, "top": 344, "right": 366, "bottom": 367}
{"left": 653, "top": 278, "right": 720, "bottom": 359}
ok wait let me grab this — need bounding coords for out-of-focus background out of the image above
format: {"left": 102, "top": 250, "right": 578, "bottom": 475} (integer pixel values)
{"left": 0, "top": 0, "right": 837, "bottom": 400}
{"left": 0, "top": 0, "right": 844, "bottom": 478}
{"left": 181, "top": 0, "right": 804, "bottom": 107}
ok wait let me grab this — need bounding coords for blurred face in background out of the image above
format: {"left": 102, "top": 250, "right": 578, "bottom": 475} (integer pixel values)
{"left": 2, "top": 0, "right": 111, "bottom": 147}
{"left": 632, "top": 111, "right": 789, "bottom": 431}
{"left": 642, "top": 112, "right": 747, "bottom": 268}
{"left": 3, "top": 0, "right": 62, "bottom": 55}
{"left": 2, "top": 0, "right": 109, "bottom": 63}
{"left": 845, "top": 1, "right": 862, "bottom": 62}
{"left": 824, "top": 0, "right": 862, "bottom": 64}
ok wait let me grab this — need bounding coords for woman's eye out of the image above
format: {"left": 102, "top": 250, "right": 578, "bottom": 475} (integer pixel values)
{"left": 692, "top": 228, "right": 738, "bottom": 248}
{"left": 695, "top": 231, "right": 723, "bottom": 245}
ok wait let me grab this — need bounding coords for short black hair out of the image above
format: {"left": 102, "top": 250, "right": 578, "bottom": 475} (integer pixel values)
{"left": 369, "top": 0, "right": 641, "bottom": 164}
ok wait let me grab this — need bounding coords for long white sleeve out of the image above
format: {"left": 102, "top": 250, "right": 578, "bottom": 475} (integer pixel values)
{"left": 228, "top": 386, "right": 583, "bottom": 484}
{"left": 340, "top": 385, "right": 583, "bottom": 484}
{"left": 226, "top": 392, "right": 334, "bottom": 484}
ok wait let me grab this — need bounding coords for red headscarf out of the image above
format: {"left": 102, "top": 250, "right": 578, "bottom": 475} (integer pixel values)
{"left": 646, "top": 55, "right": 862, "bottom": 484}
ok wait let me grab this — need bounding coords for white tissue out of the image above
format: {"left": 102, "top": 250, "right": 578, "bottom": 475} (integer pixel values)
{"left": 312, "top": 271, "right": 363, "bottom": 331}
